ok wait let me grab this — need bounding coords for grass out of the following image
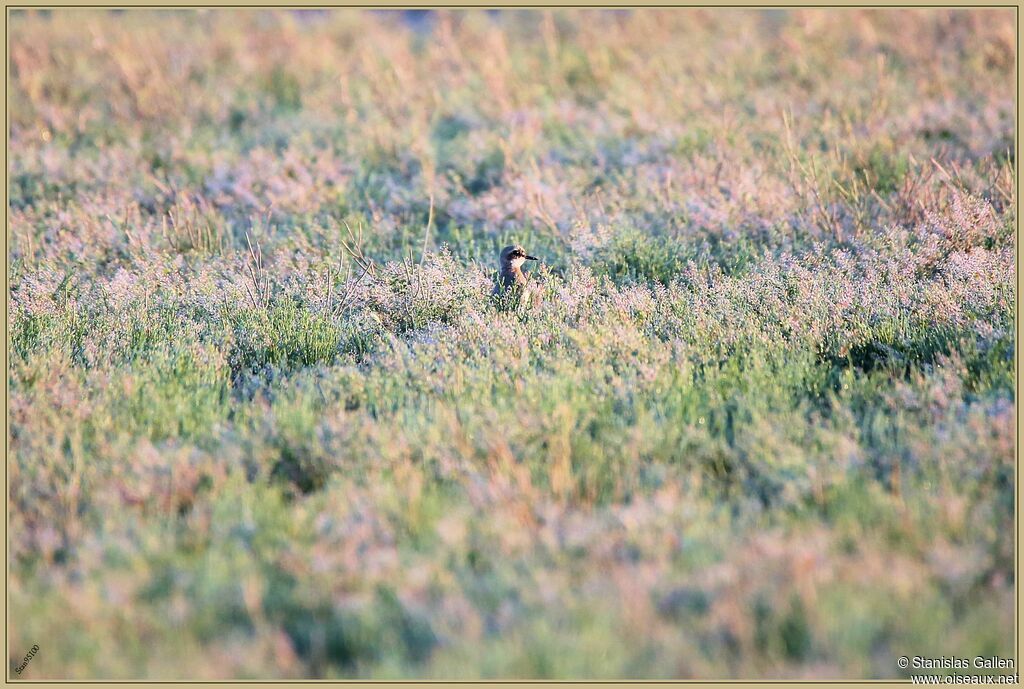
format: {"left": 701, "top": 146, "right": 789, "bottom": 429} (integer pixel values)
{"left": 7, "top": 8, "right": 1016, "bottom": 680}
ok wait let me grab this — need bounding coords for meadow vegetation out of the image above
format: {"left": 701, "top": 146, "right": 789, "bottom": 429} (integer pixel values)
{"left": 8, "top": 9, "right": 1016, "bottom": 679}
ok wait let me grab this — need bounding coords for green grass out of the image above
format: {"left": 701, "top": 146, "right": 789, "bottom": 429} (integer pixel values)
{"left": 7, "top": 8, "right": 1016, "bottom": 681}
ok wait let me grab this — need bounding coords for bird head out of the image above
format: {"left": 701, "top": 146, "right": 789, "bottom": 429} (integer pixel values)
{"left": 500, "top": 244, "right": 538, "bottom": 270}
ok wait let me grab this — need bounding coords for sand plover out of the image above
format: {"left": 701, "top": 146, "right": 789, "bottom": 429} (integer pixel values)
{"left": 493, "top": 244, "right": 538, "bottom": 307}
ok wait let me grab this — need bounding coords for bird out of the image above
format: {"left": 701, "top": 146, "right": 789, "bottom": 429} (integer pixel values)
{"left": 493, "top": 244, "right": 538, "bottom": 307}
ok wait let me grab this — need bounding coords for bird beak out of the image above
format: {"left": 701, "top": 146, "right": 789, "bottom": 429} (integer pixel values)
{"left": 525, "top": 255, "right": 538, "bottom": 261}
